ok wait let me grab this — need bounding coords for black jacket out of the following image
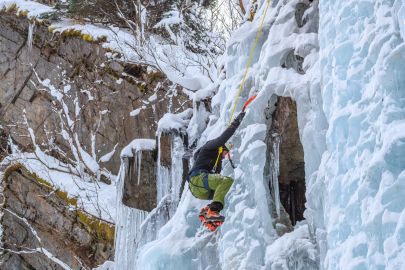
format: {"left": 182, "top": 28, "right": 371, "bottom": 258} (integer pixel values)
{"left": 191, "top": 112, "right": 245, "bottom": 174}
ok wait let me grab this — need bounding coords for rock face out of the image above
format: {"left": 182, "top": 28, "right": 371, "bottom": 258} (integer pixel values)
{"left": 122, "top": 151, "right": 157, "bottom": 211}
{"left": 0, "top": 12, "right": 190, "bottom": 175}
{"left": 270, "top": 97, "right": 306, "bottom": 226}
{"left": 0, "top": 164, "right": 115, "bottom": 270}
{"left": 121, "top": 132, "right": 190, "bottom": 212}
{"left": 275, "top": 97, "right": 306, "bottom": 225}
{"left": 264, "top": 96, "right": 306, "bottom": 233}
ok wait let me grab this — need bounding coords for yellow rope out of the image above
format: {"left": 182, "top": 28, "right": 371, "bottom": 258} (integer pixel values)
{"left": 213, "top": 146, "right": 223, "bottom": 171}
{"left": 227, "top": 0, "right": 272, "bottom": 127}
{"left": 213, "top": 0, "right": 272, "bottom": 171}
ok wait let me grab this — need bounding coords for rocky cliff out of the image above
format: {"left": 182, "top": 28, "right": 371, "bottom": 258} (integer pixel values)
{"left": 0, "top": 164, "right": 114, "bottom": 270}
{"left": 0, "top": 10, "right": 190, "bottom": 175}
{"left": 0, "top": 6, "right": 192, "bottom": 269}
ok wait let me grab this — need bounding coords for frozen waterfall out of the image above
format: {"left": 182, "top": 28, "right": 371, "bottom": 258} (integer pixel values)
{"left": 112, "top": 0, "right": 405, "bottom": 269}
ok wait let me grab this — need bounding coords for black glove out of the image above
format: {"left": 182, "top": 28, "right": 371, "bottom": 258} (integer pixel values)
{"left": 232, "top": 111, "right": 246, "bottom": 126}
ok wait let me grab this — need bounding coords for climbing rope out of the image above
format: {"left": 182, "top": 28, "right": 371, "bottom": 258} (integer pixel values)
{"left": 213, "top": 0, "right": 272, "bottom": 172}
{"left": 227, "top": 0, "right": 272, "bottom": 127}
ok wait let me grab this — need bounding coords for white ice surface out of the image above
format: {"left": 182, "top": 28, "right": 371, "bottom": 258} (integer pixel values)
{"left": 135, "top": 1, "right": 322, "bottom": 269}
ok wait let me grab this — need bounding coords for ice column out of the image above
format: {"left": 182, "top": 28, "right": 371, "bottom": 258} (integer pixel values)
{"left": 27, "top": 22, "right": 35, "bottom": 54}
{"left": 132, "top": 133, "right": 185, "bottom": 250}
{"left": 270, "top": 134, "right": 281, "bottom": 217}
{"left": 136, "top": 151, "right": 142, "bottom": 185}
{"left": 168, "top": 134, "right": 185, "bottom": 214}
{"left": 155, "top": 132, "right": 185, "bottom": 222}
{"left": 156, "top": 133, "right": 169, "bottom": 203}
{"left": 114, "top": 159, "right": 148, "bottom": 270}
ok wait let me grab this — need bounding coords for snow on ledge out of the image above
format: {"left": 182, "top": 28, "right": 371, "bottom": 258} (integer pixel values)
{"left": 157, "top": 108, "right": 193, "bottom": 134}
{"left": 49, "top": 20, "right": 138, "bottom": 60}
{"left": 121, "top": 139, "right": 156, "bottom": 158}
{"left": 0, "top": 0, "right": 138, "bottom": 61}
{"left": 0, "top": 152, "right": 117, "bottom": 223}
{"left": 0, "top": 0, "right": 54, "bottom": 19}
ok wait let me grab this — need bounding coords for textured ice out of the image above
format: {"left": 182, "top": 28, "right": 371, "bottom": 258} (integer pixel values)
{"left": 265, "top": 222, "right": 318, "bottom": 269}
{"left": 114, "top": 133, "right": 187, "bottom": 270}
{"left": 114, "top": 0, "right": 405, "bottom": 269}
{"left": 314, "top": 0, "right": 405, "bottom": 269}
{"left": 134, "top": 0, "right": 321, "bottom": 269}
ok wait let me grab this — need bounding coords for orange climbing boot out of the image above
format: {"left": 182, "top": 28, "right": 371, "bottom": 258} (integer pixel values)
{"left": 204, "top": 221, "right": 218, "bottom": 231}
{"left": 199, "top": 206, "right": 210, "bottom": 223}
{"left": 205, "top": 208, "right": 225, "bottom": 222}
{"left": 199, "top": 203, "right": 225, "bottom": 231}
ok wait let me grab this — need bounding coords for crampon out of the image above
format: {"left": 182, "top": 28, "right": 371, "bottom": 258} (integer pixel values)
{"left": 199, "top": 207, "right": 224, "bottom": 231}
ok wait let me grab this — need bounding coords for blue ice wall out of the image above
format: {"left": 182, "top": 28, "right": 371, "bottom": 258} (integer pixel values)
{"left": 318, "top": 0, "right": 405, "bottom": 268}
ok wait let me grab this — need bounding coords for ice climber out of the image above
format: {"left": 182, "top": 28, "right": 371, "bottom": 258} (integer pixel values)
{"left": 187, "top": 109, "right": 246, "bottom": 231}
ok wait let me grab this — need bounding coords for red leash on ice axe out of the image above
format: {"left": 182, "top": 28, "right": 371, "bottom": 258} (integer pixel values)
{"left": 242, "top": 95, "right": 257, "bottom": 112}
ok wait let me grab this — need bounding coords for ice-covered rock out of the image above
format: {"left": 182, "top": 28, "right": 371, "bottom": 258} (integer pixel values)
{"left": 134, "top": 0, "right": 322, "bottom": 269}
{"left": 157, "top": 108, "right": 193, "bottom": 134}
{"left": 114, "top": 0, "right": 405, "bottom": 269}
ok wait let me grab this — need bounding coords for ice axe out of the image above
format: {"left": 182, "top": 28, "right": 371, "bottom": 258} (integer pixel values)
{"left": 226, "top": 144, "right": 236, "bottom": 169}
{"left": 242, "top": 95, "right": 257, "bottom": 112}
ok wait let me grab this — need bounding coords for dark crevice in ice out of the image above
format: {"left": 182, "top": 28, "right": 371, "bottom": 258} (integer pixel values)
{"left": 295, "top": 2, "right": 310, "bottom": 28}
{"left": 281, "top": 49, "right": 305, "bottom": 75}
{"left": 264, "top": 96, "right": 306, "bottom": 236}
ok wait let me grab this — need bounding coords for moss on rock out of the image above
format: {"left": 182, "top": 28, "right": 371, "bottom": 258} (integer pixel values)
{"left": 2, "top": 163, "right": 114, "bottom": 244}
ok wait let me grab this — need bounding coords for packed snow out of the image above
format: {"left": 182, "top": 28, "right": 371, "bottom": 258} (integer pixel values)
{"left": 121, "top": 139, "right": 156, "bottom": 158}
{"left": 1, "top": 151, "right": 117, "bottom": 223}
{"left": 157, "top": 108, "right": 193, "bottom": 134}
{"left": 0, "top": 0, "right": 53, "bottom": 19}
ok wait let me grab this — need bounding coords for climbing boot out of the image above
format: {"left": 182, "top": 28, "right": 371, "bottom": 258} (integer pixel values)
{"left": 204, "top": 221, "right": 219, "bottom": 231}
{"left": 205, "top": 208, "right": 225, "bottom": 222}
{"left": 199, "top": 206, "right": 210, "bottom": 223}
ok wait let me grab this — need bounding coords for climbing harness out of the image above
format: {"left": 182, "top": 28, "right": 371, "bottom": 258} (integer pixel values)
{"left": 212, "top": 0, "right": 271, "bottom": 172}
{"left": 187, "top": 169, "right": 214, "bottom": 199}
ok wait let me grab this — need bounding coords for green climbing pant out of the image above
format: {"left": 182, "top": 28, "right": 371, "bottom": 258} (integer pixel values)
{"left": 189, "top": 173, "right": 234, "bottom": 207}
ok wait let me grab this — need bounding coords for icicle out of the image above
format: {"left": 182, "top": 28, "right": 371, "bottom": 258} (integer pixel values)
{"left": 115, "top": 132, "right": 186, "bottom": 269}
{"left": 136, "top": 150, "right": 142, "bottom": 185}
{"left": 271, "top": 134, "right": 281, "bottom": 217}
{"left": 114, "top": 159, "right": 148, "bottom": 270}
{"left": 27, "top": 21, "right": 35, "bottom": 59}
{"left": 156, "top": 132, "right": 162, "bottom": 201}
{"left": 169, "top": 135, "right": 184, "bottom": 215}
{"left": 156, "top": 132, "right": 170, "bottom": 202}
